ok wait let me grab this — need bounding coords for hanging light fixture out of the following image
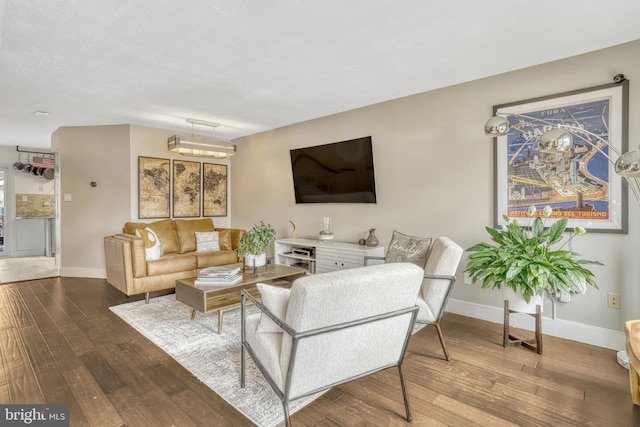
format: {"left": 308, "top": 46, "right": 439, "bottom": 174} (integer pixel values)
{"left": 168, "top": 118, "right": 237, "bottom": 158}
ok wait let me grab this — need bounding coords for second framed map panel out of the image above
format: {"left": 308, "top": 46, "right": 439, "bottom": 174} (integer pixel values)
{"left": 203, "top": 163, "right": 228, "bottom": 217}
{"left": 173, "top": 160, "right": 201, "bottom": 218}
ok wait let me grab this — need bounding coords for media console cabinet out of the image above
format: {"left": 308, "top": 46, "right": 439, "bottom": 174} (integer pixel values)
{"left": 275, "top": 238, "right": 384, "bottom": 274}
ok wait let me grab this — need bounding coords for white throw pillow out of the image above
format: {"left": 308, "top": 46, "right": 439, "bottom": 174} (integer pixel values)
{"left": 135, "top": 227, "right": 164, "bottom": 260}
{"left": 195, "top": 231, "right": 220, "bottom": 252}
{"left": 256, "top": 283, "right": 291, "bottom": 333}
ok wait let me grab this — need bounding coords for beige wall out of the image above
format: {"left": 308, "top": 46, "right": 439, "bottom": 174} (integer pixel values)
{"left": 128, "top": 125, "right": 232, "bottom": 228}
{"left": 48, "top": 40, "right": 640, "bottom": 347}
{"left": 53, "top": 124, "right": 132, "bottom": 277}
{"left": 52, "top": 124, "right": 232, "bottom": 277}
{"left": 231, "top": 40, "right": 640, "bottom": 341}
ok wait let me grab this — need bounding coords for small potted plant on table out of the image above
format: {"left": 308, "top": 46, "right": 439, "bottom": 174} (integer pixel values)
{"left": 237, "top": 221, "right": 277, "bottom": 273}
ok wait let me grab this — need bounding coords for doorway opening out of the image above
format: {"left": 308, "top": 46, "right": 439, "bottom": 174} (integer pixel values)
{"left": 0, "top": 169, "right": 4, "bottom": 255}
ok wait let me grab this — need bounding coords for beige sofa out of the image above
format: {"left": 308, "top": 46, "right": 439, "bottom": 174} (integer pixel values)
{"left": 104, "top": 218, "right": 245, "bottom": 302}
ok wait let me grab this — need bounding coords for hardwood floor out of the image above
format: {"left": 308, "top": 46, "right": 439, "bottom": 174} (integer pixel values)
{"left": 0, "top": 277, "right": 638, "bottom": 426}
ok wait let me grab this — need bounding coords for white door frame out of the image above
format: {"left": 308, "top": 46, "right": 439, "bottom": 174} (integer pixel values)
{"left": 0, "top": 167, "right": 11, "bottom": 258}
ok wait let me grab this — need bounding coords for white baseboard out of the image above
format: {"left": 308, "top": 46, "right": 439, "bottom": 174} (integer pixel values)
{"left": 447, "top": 298, "right": 625, "bottom": 351}
{"left": 60, "top": 267, "right": 106, "bottom": 279}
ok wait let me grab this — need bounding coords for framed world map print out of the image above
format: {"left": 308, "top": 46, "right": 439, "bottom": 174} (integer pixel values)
{"left": 173, "top": 160, "right": 201, "bottom": 218}
{"left": 203, "top": 163, "right": 228, "bottom": 217}
{"left": 138, "top": 156, "right": 170, "bottom": 219}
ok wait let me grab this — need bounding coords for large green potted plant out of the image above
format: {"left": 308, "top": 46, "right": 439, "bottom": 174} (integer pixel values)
{"left": 465, "top": 205, "right": 602, "bottom": 312}
{"left": 236, "top": 221, "right": 277, "bottom": 267}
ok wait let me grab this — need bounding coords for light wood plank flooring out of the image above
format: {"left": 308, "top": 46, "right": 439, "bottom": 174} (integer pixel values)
{"left": 0, "top": 277, "right": 638, "bottom": 426}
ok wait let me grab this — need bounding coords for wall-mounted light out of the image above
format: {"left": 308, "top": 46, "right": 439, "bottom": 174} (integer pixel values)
{"left": 168, "top": 118, "right": 237, "bottom": 158}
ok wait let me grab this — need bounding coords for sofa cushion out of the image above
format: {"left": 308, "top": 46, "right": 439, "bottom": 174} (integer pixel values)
{"left": 124, "top": 219, "right": 180, "bottom": 254}
{"left": 221, "top": 228, "right": 244, "bottom": 251}
{"left": 194, "top": 250, "right": 239, "bottom": 268}
{"left": 217, "top": 229, "right": 232, "bottom": 250}
{"left": 385, "top": 230, "right": 433, "bottom": 269}
{"left": 135, "top": 227, "right": 164, "bottom": 260}
{"left": 195, "top": 231, "right": 220, "bottom": 252}
{"left": 175, "top": 218, "right": 215, "bottom": 253}
{"left": 146, "top": 253, "right": 196, "bottom": 276}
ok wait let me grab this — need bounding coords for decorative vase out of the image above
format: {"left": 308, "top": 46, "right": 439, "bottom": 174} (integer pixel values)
{"left": 319, "top": 216, "right": 334, "bottom": 243}
{"left": 365, "top": 228, "right": 379, "bottom": 247}
{"left": 503, "top": 287, "right": 544, "bottom": 314}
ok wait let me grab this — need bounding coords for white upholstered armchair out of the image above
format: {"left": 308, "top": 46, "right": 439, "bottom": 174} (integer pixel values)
{"left": 365, "top": 235, "right": 464, "bottom": 361}
{"left": 240, "top": 263, "right": 424, "bottom": 426}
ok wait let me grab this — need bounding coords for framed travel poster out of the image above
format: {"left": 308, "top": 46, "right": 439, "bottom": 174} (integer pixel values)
{"left": 493, "top": 81, "right": 629, "bottom": 233}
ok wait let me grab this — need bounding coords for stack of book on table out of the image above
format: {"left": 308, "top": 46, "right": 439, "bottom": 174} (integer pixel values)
{"left": 194, "top": 266, "right": 242, "bottom": 287}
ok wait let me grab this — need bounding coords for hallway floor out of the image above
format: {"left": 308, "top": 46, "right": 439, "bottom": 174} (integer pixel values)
{"left": 0, "top": 256, "right": 58, "bottom": 283}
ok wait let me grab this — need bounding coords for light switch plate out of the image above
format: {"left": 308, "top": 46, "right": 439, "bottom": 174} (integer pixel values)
{"left": 63, "top": 193, "right": 72, "bottom": 202}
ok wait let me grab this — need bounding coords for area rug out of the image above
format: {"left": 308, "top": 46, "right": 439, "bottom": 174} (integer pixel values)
{"left": 109, "top": 294, "right": 320, "bottom": 427}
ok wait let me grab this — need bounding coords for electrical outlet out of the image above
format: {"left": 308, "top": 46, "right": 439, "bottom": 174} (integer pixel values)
{"left": 607, "top": 293, "right": 621, "bottom": 309}
{"left": 559, "top": 291, "right": 571, "bottom": 303}
{"left": 463, "top": 272, "right": 473, "bottom": 285}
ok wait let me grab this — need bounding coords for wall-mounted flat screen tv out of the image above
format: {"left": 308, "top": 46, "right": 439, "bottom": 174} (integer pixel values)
{"left": 290, "top": 136, "right": 377, "bottom": 203}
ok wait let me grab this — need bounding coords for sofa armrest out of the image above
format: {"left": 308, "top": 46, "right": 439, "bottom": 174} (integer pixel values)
{"left": 104, "top": 235, "right": 133, "bottom": 295}
{"left": 110, "top": 233, "right": 147, "bottom": 278}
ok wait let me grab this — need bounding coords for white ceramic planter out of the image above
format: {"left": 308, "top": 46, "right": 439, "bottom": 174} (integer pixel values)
{"left": 503, "top": 287, "right": 544, "bottom": 314}
{"left": 244, "top": 253, "right": 267, "bottom": 268}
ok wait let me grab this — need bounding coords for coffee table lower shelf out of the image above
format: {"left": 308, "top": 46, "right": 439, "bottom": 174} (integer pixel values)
{"left": 187, "top": 286, "right": 261, "bottom": 334}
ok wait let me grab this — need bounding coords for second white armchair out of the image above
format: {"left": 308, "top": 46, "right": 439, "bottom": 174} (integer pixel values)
{"left": 365, "top": 235, "right": 464, "bottom": 360}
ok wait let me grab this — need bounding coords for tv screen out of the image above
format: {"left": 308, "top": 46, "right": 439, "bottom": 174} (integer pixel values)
{"left": 290, "top": 136, "right": 377, "bottom": 203}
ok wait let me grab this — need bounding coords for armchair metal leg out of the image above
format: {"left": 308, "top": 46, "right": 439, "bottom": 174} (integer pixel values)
{"left": 144, "top": 292, "right": 150, "bottom": 304}
{"left": 434, "top": 323, "right": 450, "bottom": 361}
{"left": 282, "top": 401, "right": 291, "bottom": 427}
{"left": 240, "top": 345, "right": 246, "bottom": 388}
{"left": 398, "top": 365, "right": 412, "bottom": 422}
{"left": 240, "top": 295, "right": 246, "bottom": 388}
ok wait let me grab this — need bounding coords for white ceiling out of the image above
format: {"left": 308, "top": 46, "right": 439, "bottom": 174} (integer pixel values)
{"left": 2, "top": 0, "right": 640, "bottom": 150}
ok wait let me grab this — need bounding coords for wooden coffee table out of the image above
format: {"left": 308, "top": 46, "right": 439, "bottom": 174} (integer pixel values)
{"left": 175, "top": 264, "right": 307, "bottom": 334}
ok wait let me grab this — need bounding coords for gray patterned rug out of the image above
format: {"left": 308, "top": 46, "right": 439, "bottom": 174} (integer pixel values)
{"left": 109, "top": 294, "right": 320, "bottom": 426}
